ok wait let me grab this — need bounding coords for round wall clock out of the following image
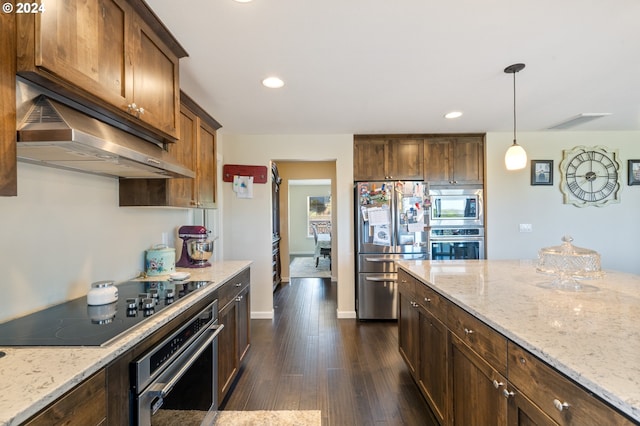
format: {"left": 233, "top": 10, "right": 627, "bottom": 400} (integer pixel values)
{"left": 559, "top": 146, "right": 621, "bottom": 207}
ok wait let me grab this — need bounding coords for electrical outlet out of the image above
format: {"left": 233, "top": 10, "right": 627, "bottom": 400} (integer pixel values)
{"left": 519, "top": 223, "right": 533, "bottom": 233}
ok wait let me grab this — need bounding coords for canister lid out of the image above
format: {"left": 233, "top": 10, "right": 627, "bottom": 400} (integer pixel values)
{"left": 92, "top": 280, "right": 115, "bottom": 288}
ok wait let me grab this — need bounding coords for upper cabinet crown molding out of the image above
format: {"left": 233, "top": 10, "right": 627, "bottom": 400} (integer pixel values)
{"left": 16, "top": 0, "right": 187, "bottom": 143}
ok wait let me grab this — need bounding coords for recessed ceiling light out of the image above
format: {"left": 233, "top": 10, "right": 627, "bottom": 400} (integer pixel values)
{"left": 445, "top": 111, "right": 463, "bottom": 119}
{"left": 262, "top": 77, "right": 284, "bottom": 89}
{"left": 234, "top": 0, "right": 253, "bottom": 3}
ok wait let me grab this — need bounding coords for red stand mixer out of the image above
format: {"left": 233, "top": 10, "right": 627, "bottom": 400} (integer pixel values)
{"left": 176, "top": 225, "right": 214, "bottom": 268}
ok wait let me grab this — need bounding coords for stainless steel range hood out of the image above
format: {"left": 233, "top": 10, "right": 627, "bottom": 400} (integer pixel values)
{"left": 17, "top": 96, "right": 195, "bottom": 179}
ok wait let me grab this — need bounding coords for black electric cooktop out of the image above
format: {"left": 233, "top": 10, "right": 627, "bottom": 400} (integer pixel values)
{"left": 0, "top": 280, "right": 213, "bottom": 347}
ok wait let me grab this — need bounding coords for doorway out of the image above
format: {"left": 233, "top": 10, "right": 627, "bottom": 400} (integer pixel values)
{"left": 289, "top": 179, "right": 332, "bottom": 278}
{"left": 272, "top": 161, "right": 336, "bottom": 283}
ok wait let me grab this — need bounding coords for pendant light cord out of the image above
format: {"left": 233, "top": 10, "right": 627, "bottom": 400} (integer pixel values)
{"left": 513, "top": 71, "right": 517, "bottom": 144}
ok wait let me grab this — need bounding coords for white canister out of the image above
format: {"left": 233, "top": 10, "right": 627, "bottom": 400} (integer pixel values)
{"left": 145, "top": 244, "right": 176, "bottom": 276}
{"left": 87, "top": 280, "right": 118, "bottom": 306}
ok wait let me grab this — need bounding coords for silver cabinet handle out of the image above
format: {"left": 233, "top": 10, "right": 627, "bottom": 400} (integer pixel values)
{"left": 424, "top": 297, "right": 431, "bottom": 303}
{"left": 464, "top": 328, "right": 474, "bottom": 335}
{"left": 492, "top": 380, "right": 504, "bottom": 389}
{"left": 235, "top": 282, "right": 242, "bottom": 287}
{"left": 503, "top": 389, "right": 515, "bottom": 399}
{"left": 365, "top": 276, "right": 398, "bottom": 283}
{"left": 553, "top": 399, "right": 570, "bottom": 412}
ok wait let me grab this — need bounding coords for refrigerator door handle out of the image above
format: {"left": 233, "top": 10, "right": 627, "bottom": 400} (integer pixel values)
{"left": 365, "top": 276, "right": 398, "bottom": 283}
{"left": 364, "top": 257, "right": 395, "bottom": 263}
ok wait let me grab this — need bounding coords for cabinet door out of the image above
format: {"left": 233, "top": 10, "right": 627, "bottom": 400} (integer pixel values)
{"left": 507, "top": 385, "right": 558, "bottom": 426}
{"left": 0, "top": 10, "right": 16, "bottom": 196}
{"left": 388, "top": 139, "right": 424, "bottom": 180}
{"left": 25, "top": 370, "right": 107, "bottom": 426}
{"left": 35, "top": 0, "right": 130, "bottom": 109}
{"left": 418, "top": 307, "right": 449, "bottom": 425}
{"left": 354, "top": 138, "right": 388, "bottom": 181}
{"left": 237, "top": 286, "right": 251, "bottom": 362}
{"left": 165, "top": 105, "right": 198, "bottom": 207}
{"left": 423, "top": 139, "right": 452, "bottom": 185}
{"left": 130, "top": 15, "right": 180, "bottom": 139}
{"left": 398, "top": 291, "right": 419, "bottom": 376}
{"left": 218, "top": 300, "right": 239, "bottom": 404}
{"left": 196, "top": 120, "right": 217, "bottom": 208}
{"left": 451, "top": 334, "right": 507, "bottom": 425}
{"left": 451, "top": 136, "right": 484, "bottom": 184}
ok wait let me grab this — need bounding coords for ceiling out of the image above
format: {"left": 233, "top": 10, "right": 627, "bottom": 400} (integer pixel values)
{"left": 147, "top": 0, "right": 640, "bottom": 135}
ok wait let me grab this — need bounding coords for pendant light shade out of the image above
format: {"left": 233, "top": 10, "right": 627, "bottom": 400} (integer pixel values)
{"left": 504, "top": 63, "right": 527, "bottom": 171}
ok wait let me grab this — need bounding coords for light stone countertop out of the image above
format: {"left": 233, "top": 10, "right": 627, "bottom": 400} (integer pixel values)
{"left": 0, "top": 260, "right": 251, "bottom": 426}
{"left": 396, "top": 259, "right": 640, "bottom": 423}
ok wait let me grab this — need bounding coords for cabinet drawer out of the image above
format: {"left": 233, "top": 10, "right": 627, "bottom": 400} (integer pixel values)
{"left": 447, "top": 302, "right": 507, "bottom": 376}
{"left": 415, "top": 283, "right": 447, "bottom": 321}
{"left": 508, "top": 342, "right": 634, "bottom": 426}
{"left": 397, "top": 269, "right": 416, "bottom": 298}
{"left": 25, "top": 370, "right": 106, "bottom": 426}
{"left": 218, "top": 269, "right": 250, "bottom": 309}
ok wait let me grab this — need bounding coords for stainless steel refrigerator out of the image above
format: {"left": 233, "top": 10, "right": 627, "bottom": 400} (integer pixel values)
{"left": 355, "top": 181, "right": 429, "bottom": 320}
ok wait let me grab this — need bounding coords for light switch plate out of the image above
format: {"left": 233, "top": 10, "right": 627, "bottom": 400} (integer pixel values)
{"left": 519, "top": 223, "right": 533, "bottom": 233}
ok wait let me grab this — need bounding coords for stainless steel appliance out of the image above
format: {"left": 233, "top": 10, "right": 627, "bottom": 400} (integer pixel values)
{"left": 16, "top": 88, "right": 195, "bottom": 179}
{"left": 355, "top": 181, "right": 429, "bottom": 320}
{"left": 132, "top": 300, "right": 223, "bottom": 426}
{"left": 430, "top": 227, "right": 485, "bottom": 260}
{"left": 429, "top": 188, "right": 484, "bottom": 227}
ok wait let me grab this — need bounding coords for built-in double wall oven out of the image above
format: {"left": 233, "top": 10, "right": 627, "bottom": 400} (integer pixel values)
{"left": 428, "top": 188, "right": 485, "bottom": 260}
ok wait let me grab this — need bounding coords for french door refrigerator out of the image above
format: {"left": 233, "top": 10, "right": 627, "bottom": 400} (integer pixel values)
{"left": 355, "top": 181, "right": 429, "bottom": 320}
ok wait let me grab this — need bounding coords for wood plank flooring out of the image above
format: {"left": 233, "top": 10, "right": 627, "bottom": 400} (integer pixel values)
{"left": 220, "top": 277, "right": 438, "bottom": 426}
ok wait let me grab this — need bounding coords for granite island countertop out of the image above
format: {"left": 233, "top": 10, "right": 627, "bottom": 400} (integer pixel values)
{"left": 0, "top": 260, "right": 251, "bottom": 426}
{"left": 396, "top": 259, "right": 640, "bottom": 423}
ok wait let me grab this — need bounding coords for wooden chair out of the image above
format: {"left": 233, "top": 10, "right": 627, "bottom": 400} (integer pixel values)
{"left": 312, "top": 224, "right": 331, "bottom": 269}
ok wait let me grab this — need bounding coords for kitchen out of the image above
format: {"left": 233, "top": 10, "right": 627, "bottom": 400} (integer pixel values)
{"left": 1, "top": 0, "right": 640, "bottom": 425}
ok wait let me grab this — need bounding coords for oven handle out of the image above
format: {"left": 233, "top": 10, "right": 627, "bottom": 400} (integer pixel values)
{"left": 149, "top": 324, "right": 224, "bottom": 400}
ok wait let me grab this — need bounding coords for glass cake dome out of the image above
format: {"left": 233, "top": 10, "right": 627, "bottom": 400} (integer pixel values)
{"left": 536, "top": 236, "right": 603, "bottom": 291}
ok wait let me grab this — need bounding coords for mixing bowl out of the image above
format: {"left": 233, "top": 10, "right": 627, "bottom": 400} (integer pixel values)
{"left": 187, "top": 239, "right": 214, "bottom": 261}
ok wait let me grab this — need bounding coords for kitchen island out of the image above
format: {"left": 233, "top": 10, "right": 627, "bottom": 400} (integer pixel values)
{"left": 0, "top": 260, "right": 251, "bottom": 426}
{"left": 397, "top": 259, "right": 640, "bottom": 424}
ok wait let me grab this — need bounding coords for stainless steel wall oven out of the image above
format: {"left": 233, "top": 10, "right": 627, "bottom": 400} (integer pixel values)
{"left": 131, "top": 299, "right": 223, "bottom": 426}
{"left": 430, "top": 227, "right": 485, "bottom": 260}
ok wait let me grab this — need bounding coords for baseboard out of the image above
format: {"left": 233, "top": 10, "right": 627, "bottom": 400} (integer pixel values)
{"left": 337, "top": 310, "right": 357, "bottom": 319}
{"left": 251, "top": 310, "right": 274, "bottom": 320}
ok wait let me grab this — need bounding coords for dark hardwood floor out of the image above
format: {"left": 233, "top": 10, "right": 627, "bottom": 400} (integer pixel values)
{"left": 220, "top": 277, "right": 438, "bottom": 426}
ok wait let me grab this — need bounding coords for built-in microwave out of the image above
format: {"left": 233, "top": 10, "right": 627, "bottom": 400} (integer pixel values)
{"left": 428, "top": 188, "right": 483, "bottom": 226}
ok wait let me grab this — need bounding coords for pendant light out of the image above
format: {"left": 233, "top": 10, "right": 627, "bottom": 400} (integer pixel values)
{"left": 504, "top": 63, "right": 527, "bottom": 170}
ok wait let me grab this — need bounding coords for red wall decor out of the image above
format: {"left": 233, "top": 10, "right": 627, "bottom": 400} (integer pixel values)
{"left": 222, "top": 164, "right": 268, "bottom": 183}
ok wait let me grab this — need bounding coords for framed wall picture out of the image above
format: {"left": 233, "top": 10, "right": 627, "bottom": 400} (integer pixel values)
{"left": 531, "top": 160, "right": 553, "bottom": 186}
{"left": 629, "top": 160, "right": 640, "bottom": 186}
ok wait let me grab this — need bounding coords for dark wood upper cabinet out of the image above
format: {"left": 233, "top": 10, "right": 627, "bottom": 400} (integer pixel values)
{"left": 424, "top": 136, "right": 485, "bottom": 186}
{"left": 16, "top": 0, "right": 186, "bottom": 142}
{"left": 354, "top": 137, "right": 424, "bottom": 181}
{"left": 119, "top": 91, "right": 220, "bottom": 208}
{"left": 0, "top": 10, "right": 17, "bottom": 196}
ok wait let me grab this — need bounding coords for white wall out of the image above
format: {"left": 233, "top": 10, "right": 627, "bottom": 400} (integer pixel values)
{"left": 0, "top": 163, "right": 197, "bottom": 322}
{"left": 486, "top": 131, "right": 640, "bottom": 274}
{"left": 220, "top": 134, "right": 355, "bottom": 319}
{"left": 289, "top": 184, "right": 331, "bottom": 255}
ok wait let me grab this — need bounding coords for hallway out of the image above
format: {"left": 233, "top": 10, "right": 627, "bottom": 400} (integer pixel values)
{"left": 220, "top": 278, "right": 437, "bottom": 425}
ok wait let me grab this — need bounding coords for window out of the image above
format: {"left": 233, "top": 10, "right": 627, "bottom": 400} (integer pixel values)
{"left": 307, "top": 195, "right": 331, "bottom": 237}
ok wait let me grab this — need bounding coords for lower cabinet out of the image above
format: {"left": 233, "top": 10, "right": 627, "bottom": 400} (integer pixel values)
{"left": 217, "top": 269, "right": 251, "bottom": 404}
{"left": 24, "top": 370, "right": 107, "bottom": 426}
{"left": 398, "top": 268, "right": 635, "bottom": 426}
